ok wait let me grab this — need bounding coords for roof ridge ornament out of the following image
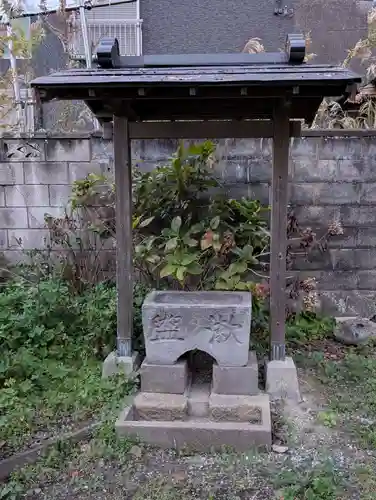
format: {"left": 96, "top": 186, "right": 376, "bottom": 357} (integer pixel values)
{"left": 97, "top": 37, "right": 121, "bottom": 69}
{"left": 96, "top": 33, "right": 306, "bottom": 69}
{"left": 285, "top": 34, "right": 306, "bottom": 64}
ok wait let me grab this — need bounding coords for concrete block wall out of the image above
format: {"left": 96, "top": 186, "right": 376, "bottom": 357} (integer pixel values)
{"left": 1, "top": 132, "right": 376, "bottom": 317}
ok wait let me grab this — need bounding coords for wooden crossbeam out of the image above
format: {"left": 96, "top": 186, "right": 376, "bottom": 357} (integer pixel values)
{"left": 128, "top": 120, "right": 301, "bottom": 139}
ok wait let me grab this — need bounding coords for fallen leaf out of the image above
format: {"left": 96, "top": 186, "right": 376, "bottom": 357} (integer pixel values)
{"left": 272, "top": 444, "right": 289, "bottom": 454}
{"left": 129, "top": 445, "right": 142, "bottom": 459}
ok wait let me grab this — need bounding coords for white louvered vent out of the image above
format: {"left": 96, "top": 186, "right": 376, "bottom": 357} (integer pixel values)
{"left": 70, "top": 3, "right": 142, "bottom": 57}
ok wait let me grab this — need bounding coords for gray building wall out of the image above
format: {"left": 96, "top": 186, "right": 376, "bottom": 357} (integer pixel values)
{"left": 141, "top": 0, "right": 370, "bottom": 68}
{"left": 1, "top": 133, "right": 376, "bottom": 318}
{"left": 0, "top": 0, "right": 368, "bottom": 130}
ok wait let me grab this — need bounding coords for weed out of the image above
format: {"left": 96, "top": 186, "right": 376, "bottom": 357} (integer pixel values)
{"left": 275, "top": 459, "right": 345, "bottom": 499}
{"left": 317, "top": 411, "right": 338, "bottom": 428}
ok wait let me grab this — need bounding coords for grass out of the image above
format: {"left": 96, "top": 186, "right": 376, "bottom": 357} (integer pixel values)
{"left": 2, "top": 274, "right": 376, "bottom": 499}
{"left": 0, "top": 361, "right": 134, "bottom": 459}
{"left": 311, "top": 346, "right": 376, "bottom": 448}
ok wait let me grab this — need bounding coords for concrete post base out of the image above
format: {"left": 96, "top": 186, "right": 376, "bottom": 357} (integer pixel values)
{"left": 102, "top": 351, "right": 139, "bottom": 378}
{"left": 266, "top": 356, "right": 301, "bottom": 402}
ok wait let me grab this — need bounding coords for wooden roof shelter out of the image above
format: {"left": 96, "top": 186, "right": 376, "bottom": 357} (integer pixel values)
{"left": 31, "top": 34, "right": 360, "bottom": 362}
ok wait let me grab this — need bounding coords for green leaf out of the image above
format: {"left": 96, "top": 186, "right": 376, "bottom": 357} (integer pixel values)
{"left": 134, "top": 244, "right": 144, "bottom": 255}
{"left": 132, "top": 216, "right": 141, "bottom": 229}
{"left": 139, "top": 216, "right": 155, "bottom": 228}
{"left": 186, "top": 262, "right": 202, "bottom": 275}
{"left": 176, "top": 266, "right": 186, "bottom": 282}
{"left": 183, "top": 234, "right": 198, "bottom": 247}
{"left": 215, "top": 280, "right": 228, "bottom": 290}
{"left": 210, "top": 216, "right": 220, "bottom": 230}
{"left": 228, "top": 261, "right": 248, "bottom": 275}
{"left": 235, "top": 281, "right": 250, "bottom": 290}
{"left": 181, "top": 254, "right": 197, "bottom": 266}
{"left": 171, "top": 216, "right": 182, "bottom": 233}
{"left": 146, "top": 255, "right": 160, "bottom": 264}
{"left": 165, "top": 237, "right": 178, "bottom": 252}
{"left": 190, "top": 223, "right": 203, "bottom": 234}
{"left": 160, "top": 264, "right": 177, "bottom": 278}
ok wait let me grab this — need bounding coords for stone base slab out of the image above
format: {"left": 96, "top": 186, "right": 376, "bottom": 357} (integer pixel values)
{"left": 209, "top": 393, "right": 269, "bottom": 423}
{"left": 134, "top": 392, "right": 188, "bottom": 421}
{"left": 140, "top": 359, "right": 188, "bottom": 394}
{"left": 266, "top": 357, "right": 301, "bottom": 402}
{"left": 116, "top": 403, "right": 272, "bottom": 451}
{"left": 187, "top": 383, "right": 210, "bottom": 417}
{"left": 102, "top": 351, "right": 139, "bottom": 378}
{"left": 212, "top": 351, "right": 259, "bottom": 395}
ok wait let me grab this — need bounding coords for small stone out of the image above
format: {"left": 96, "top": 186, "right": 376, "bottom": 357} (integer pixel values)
{"left": 272, "top": 444, "right": 289, "bottom": 454}
{"left": 33, "top": 488, "right": 42, "bottom": 495}
{"left": 334, "top": 317, "right": 376, "bottom": 345}
{"left": 130, "top": 445, "right": 143, "bottom": 459}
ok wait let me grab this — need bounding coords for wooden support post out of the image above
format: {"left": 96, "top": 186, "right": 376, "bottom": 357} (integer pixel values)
{"left": 113, "top": 115, "right": 133, "bottom": 357}
{"left": 270, "top": 100, "right": 290, "bottom": 361}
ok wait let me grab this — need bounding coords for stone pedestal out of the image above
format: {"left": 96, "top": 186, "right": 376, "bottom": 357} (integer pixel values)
{"left": 212, "top": 351, "right": 259, "bottom": 395}
{"left": 140, "top": 359, "right": 188, "bottom": 394}
{"left": 115, "top": 291, "right": 272, "bottom": 451}
{"left": 266, "top": 356, "right": 301, "bottom": 402}
{"left": 102, "top": 351, "right": 139, "bottom": 378}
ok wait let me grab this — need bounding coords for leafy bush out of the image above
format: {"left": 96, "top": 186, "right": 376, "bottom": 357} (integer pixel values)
{"left": 0, "top": 277, "right": 147, "bottom": 457}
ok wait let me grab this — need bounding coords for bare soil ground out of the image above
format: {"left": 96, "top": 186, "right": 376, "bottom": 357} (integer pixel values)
{"left": 3, "top": 341, "right": 376, "bottom": 500}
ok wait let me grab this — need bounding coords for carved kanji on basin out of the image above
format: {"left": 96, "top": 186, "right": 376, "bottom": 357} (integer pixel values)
{"left": 142, "top": 291, "right": 252, "bottom": 366}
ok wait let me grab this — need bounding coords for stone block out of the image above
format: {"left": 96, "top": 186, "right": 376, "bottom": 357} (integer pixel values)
{"left": 212, "top": 351, "right": 259, "bottom": 395}
{"left": 317, "top": 137, "right": 360, "bottom": 160}
{"left": 224, "top": 138, "right": 263, "bottom": 157}
{"left": 116, "top": 402, "right": 272, "bottom": 451}
{"left": 49, "top": 185, "right": 72, "bottom": 207}
{"left": 45, "top": 139, "right": 91, "bottom": 162}
{"left": 209, "top": 393, "right": 269, "bottom": 423}
{"left": 340, "top": 206, "right": 376, "bottom": 227}
{"left": 28, "top": 207, "right": 66, "bottom": 229}
{"left": 142, "top": 291, "right": 252, "bottom": 367}
{"left": 357, "top": 228, "right": 376, "bottom": 248}
{"left": 140, "top": 359, "right": 188, "bottom": 394}
{"left": 298, "top": 270, "right": 358, "bottom": 291}
{"left": 8, "top": 229, "right": 49, "bottom": 250}
{"left": 187, "top": 383, "right": 210, "bottom": 418}
{"left": 24, "top": 162, "right": 69, "bottom": 184}
{"left": 357, "top": 270, "right": 376, "bottom": 289}
{"left": 0, "top": 163, "right": 24, "bottom": 184}
{"left": 337, "top": 159, "right": 369, "bottom": 182}
{"left": 360, "top": 182, "right": 376, "bottom": 204}
{"left": 134, "top": 392, "right": 187, "bottom": 421}
{"left": 0, "top": 187, "right": 4, "bottom": 207}
{"left": 291, "top": 137, "right": 319, "bottom": 158}
{"left": 292, "top": 159, "right": 335, "bottom": 182}
{"left": 293, "top": 206, "right": 341, "bottom": 227}
{"left": 266, "top": 357, "right": 301, "bottom": 402}
{"left": 1, "top": 250, "right": 24, "bottom": 265}
{"left": 320, "top": 290, "right": 376, "bottom": 318}
{"left": 0, "top": 229, "right": 7, "bottom": 249}
{"left": 354, "top": 249, "right": 376, "bottom": 269}
{"left": 5, "top": 185, "right": 49, "bottom": 207}
{"left": 222, "top": 183, "right": 270, "bottom": 205}
{"left": 68, "top": 161, "right": 104, "bottom": 182}
{"left": 0, "top": 208, "right": 28, "bottom": 229}
{"left": 225, "top": 158, "right": 273, "bottom": 183}
{"left": 2, "top": 140, "right": 45, "bottom": 161}
{"left": 292, "top": 182, "right": 360, "bottom": 205}
{"left": 102, "top": 351, "right": 139, "bottom": 378}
